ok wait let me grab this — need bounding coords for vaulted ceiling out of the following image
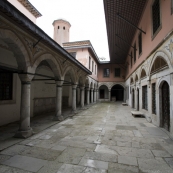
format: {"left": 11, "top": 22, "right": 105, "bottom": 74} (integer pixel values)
{"left": 104, "top": 0, "right": 148, "bottom": 64}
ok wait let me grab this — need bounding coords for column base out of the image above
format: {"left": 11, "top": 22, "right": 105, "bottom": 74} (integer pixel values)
{"left": 14, "top": 128, "right": 33, "bottom": 139}
{"left": 53, "top": 116, "right": 64, "bottom": 121}
{"left": 71, "top": 110, "right": 77, "bottom": 114}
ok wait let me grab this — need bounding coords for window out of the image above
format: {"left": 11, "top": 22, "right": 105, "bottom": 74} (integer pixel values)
{"left": 103, "top": 68, "right": 110, "bottom": 77}
{"left": 142, "top": 85, "right": 148, "bottom": 110}
{"left": 152, "top": 83, "right": 156, "bottom": 114}
{"left": 138, "top": 32, "right": 142, "bottom": 55}
{"left": 134, "top": 43, "right": 136, "bottom": 63}
{"left": 151, "top": 57, "right": 168, "bottom": 74}
{"left": 152, "top": 0, "right": 160, "bottom": 35}
{"left": 58, "top": 26, "right": 60, "bottom": 29}
{"left": 131, "top": 51, "right": 133, "bottom": 68}
{"left": 92, "top": 61, "right": 94, "bottom": 72}
{"left": 115, "top": 68, "right": 120, "bottom": 77}
{"left": 63, "top": 26, "right": 65, "bottom": 30}
{"left": 89, "top": 56, "right": 91, "bottom": 69}
{"left": 69, "top": 52, "right": 76, "bottom": 58}
{"left": 0, "top": 73, "right": 13, "bottom": 100}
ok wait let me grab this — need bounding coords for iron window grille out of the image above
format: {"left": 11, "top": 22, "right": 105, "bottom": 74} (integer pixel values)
{"left": 0, "top": 73, "right": 13, "bottom": 100}
{"left": 103, "top": 68, "right": 110, "bottom": 77}
{"left": 89, "top": 56, "right": 91, "bottom": 69}
{"left": 131, "top": 51, "right": 133, "bottom": 68}
{"left": 92, "top": 61, "right": 94, "bottom": 72}
{"left": 152, "top": 0, "right": 160, "bottom": 35}
{"left": 115, "top": 68, "right": 120, "bottom": 77}
{"left": 138, "top": 32, "right": 142, "bottom": 55}
{"left": 152, "top": 83, "right": 156, "bottom": 114}
{"left": 134, "top": 43, "right": 136, "bottom": 63}
{"left": 142, "top": 85, "right": 148, "bottom": 110}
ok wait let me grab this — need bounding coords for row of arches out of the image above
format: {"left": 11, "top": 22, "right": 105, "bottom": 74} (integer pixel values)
{"left": 130, "top": 53, "right": 172, "bottom": 132}
{"left": 130, "top": 52, "right": 172, "bottom": 84}
{"left": 98, "top": 84, "right": 124, "bottom": 101}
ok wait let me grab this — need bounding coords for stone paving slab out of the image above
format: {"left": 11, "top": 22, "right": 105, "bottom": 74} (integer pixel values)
{"left": 0, "top": 102, "right": 173, "bottom": 173}
{"left": 1, "top": 155, "right": 47, "bottom": 172}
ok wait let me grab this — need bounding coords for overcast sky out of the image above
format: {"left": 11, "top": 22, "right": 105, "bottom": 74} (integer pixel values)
{"left": 29, "top": 0, "right": 109, "bottom": 60}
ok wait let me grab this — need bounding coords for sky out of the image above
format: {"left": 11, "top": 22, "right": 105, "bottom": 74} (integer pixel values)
{"left": 29, "top": 0, "right": 110, "bottom": 60}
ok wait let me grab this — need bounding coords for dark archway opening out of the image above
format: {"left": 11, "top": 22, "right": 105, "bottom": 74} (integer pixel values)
{"left": 111, "top": 84, "right": 124, "bottom": 101}
{"left": 161, "top": 81, "right": 170, "bottom": 131}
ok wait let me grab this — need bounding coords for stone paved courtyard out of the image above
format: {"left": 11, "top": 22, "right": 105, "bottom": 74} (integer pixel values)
{"left": 0, "top": 102, "right": 173, "bottom": 173}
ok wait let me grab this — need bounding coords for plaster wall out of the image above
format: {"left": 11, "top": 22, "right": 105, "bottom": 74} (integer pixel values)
{"left": 98, "top": 63, "right": 125, "bottom": 82}
{"left": 7, "top": 0, "right": 36, "bottom": 23}
{"left": 126, "top": 0, "right": 173, "bottom": 79}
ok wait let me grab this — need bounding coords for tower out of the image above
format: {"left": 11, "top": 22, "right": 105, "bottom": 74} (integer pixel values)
{"left": 52, "top": 19, "right": 71, "bottom": 47}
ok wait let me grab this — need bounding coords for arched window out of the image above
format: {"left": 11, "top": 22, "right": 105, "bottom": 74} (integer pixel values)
{"left": 151, "top": 57, "right": 168, "bottom": 74}
{"left": 135, "top": 75, "right": 138, "bottom": 82}
{"left": 63, "top": 26, "right": 65, "bottom": 30}
{"left": 58, "top": 26, "right": 60, "bottom": 29}
{"left": 141, "top": 69, "right": 147, "bottom": 78}
{"left": 130, "top": 77, "right": 134, "bottom": 84}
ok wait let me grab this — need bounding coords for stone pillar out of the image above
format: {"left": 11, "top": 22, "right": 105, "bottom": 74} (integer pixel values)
{"left": 54, "top": 81, "right": 63, "bottom": 121}
{"left": 15, "top": 74, "right": 33, "bottom": 138}
{"left": 91, "top": 88, "right": 93, "bottom": 103}
{"left": 72, "top": 84, "right": 77, "bottom": 113}
{"left": 97, "top": 89, "right": 99, "bottom": 101}
{"left": 86, "top": 88, "right": 90, "bottom": 105}
{"left": 109, "top": 90, "right": 111, "bottom": 101}
{"left": 80, "top": 86, "right": 85, "bottom": 108}
{"left": 147, "top": 80, "right": 152, "bottom": 116}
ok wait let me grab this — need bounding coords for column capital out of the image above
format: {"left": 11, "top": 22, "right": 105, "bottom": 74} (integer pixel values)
{"left": 55, "top": 80, "right": 63, "bottom": 87}
{"left": 19, "top": 74, "right": 33, "bottom": 83}
{"left": 80, "top": 86, "right": 85, "bottom": 90}
{"left": 72, "top": 84, "right": 77, "bottom": 89}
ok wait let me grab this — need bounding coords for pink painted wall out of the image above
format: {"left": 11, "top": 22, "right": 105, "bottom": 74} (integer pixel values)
{"left": 98, "top": 64, "right": 125, "bottom": 82}
{"left": 7, "top": 0, "right": 36, "bottom": 23}
{"left": 125, "top": 0, "right": 173, "bottom": 79}
{"left": 66, "top": 48, "right": 99, "bottom": 81}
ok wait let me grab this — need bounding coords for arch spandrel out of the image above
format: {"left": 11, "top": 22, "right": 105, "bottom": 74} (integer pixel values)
{"left": 0, "top": 28, "right": 30, "bottom": 71}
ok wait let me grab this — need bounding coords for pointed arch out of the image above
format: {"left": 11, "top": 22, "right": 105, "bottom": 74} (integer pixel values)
{"left": 140, "top": 68, "right": 147, "bottom": 79}
{"left": 130, "top": 77, "right": 134, "bottom": 84}
{"left": 135, "top": 74, "right": 138, "bottom": 82}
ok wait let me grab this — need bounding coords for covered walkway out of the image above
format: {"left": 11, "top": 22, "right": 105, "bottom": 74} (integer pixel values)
{"left": 0, "top": 102, "right": 173, "bottom": 172}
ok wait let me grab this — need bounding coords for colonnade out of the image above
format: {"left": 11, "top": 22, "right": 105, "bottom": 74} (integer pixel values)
{"left": 15, "top": 76, "right": 98, "bottom": 138}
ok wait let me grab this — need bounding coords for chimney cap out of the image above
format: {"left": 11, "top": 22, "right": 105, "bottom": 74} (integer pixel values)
{"left": 52, "top": 18, "right": 71, "bottom": 27}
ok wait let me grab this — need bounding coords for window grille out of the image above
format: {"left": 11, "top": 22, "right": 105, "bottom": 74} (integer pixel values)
{"left": 138, "top": 32, "right": 142, "bottom": 55}
{"left": 142, "top": 85, "right": 148, "bottom": 110}
{"left": 103, "top": 68, "right": 110, "bottom": 77}
{"left": 134, "top": 43, "right": 136, "bottom": 63}
{"left": 152, "top": 0, "right": 160, "bottom": 34}
{"left": 89, "top": 57, "right": 91, "bottom": 69}
{"left": 131, "top": 52, "right": 133, "bottom": 68}
{"left": 0, "top": 73, "right": 13, "bottom": 100}
{"left": 115, "top": 68, "right": 120, "bottom": 77}
{"left": 69, "top": 52, "right": 76, "bottom": 58}
{"left": 151, "top": 57, "right": 167, "bottom": 73}
{"left": 92, "top": 61, "right": 94, "bottom": 72}
{"left": 152, "top": 83, "right": 156, "bottom": 114}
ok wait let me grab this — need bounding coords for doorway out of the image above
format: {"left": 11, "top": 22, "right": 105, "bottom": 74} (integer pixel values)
{"left": 161, "top": 81, "right": 170, "bottom": 131}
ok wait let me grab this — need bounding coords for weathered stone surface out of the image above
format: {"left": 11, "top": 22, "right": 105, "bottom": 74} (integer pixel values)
{"left": 57, "top": 164, "right": 86, "bottom": 173}
{"left": 118, "top": 156, "right": 138, "bottom": 166}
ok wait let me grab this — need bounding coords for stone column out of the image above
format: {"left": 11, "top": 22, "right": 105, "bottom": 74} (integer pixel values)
{"left": 97, "top": 89, "right": 99, "bottom": 101}
{"left": 15, "top": 74, "right": 33, "bottom": 138}
{"left": 80, "top": 86, "right": 85, "bottom": 108}
{"left": 109, "top": 90, "right": 111, "bottom": 101}
{"left": 54, "top": 81, "right": 63, "bottom": 121}
{"left": 86, "top": 88, "right": 90, "bottom": 105}
{"left": 91, "top": 88, "right": 93, "bottom": 103}
{"left": 94, "top": 90, "right": 97, "bottom": 102}
{"left": 147, "top": 80, "right": 152, "bottom": 115}
{"left": 72, "top": 84, "right": 77, "bottom": 113}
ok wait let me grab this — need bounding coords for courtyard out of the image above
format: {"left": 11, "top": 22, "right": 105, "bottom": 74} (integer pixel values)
{"left": 0, "top": 102, "right": 173, "bottom": 173}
